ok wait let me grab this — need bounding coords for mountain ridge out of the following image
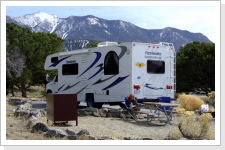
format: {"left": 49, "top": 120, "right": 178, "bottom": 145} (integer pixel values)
{"left": 6, "top": 12, "right": 212, "bottom": 51}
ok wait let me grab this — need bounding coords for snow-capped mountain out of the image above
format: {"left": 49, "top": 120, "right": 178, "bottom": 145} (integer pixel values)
{"left": 6, "top": 12, "right": 212, "bottom": 51}
{"left": 7, "top": 12, "right": 62, "bottom": 33}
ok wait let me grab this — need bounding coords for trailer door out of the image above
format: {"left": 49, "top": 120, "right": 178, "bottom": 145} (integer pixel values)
{"left": 143, "top": 60, "right": 166, "bottom": 96}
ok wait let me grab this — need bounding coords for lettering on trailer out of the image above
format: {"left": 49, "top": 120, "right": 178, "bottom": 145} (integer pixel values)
{"left": 145, "top": 51, "right": 161, "bottom": 56}
{"left": 66, "top": 60, "right": 76, "bottom": 64}
{"left": 145, "top": 56, "right": 162, "bottom": 59}
{"left": 145, "top": 51, "right": 162, "bottom": 59}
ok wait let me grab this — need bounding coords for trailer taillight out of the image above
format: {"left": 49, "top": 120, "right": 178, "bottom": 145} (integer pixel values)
{"left": 166, "top": 85, "right": 173, "bottom": 89}
{"left": 134, "top": 84, "right": 141, "bottom": 90}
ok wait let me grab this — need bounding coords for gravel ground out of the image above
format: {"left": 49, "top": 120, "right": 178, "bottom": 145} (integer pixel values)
{"left": 49, "top": 115, "right": 181, "bottom": 140}
{"left": 6, "top": 103, "right": 215, "bottom": 140}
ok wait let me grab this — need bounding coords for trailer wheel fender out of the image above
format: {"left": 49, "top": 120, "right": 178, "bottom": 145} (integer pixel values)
{"left": 46, "top": 90, "right": 52, "bottom": 94}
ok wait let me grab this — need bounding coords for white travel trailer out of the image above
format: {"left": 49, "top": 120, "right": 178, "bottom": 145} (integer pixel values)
{"left": 44, "top": 42, "right": 176, "bottom": 108}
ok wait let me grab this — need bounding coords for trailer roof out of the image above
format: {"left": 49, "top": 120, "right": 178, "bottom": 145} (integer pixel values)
{"left": 58, "top": 49, "right": 90, "bottom": 56}
{"left": 52, "top": 42, "right": 174, "bottom": 57}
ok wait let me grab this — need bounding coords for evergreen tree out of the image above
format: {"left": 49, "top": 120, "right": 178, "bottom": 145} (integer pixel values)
{"left": 176, "top": 41, "right": 215, "bottom": 93}
{"left": 6, "top": 23, "right": 64, "bottom": 97}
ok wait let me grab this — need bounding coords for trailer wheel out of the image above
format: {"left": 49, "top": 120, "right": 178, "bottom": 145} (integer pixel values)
{"left": 46, "top": 90, "right": 52, "bottom": 96}
{"left": 87, "top": 97, "right": 95, "bottom": 108}
{"left": 86, "top": 96, "right": 103, "bottom": 109}
{"left": 95, "top": 103, "right": 103, "bottom": 109}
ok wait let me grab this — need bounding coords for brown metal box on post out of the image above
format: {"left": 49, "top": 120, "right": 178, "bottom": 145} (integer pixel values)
{"left": 47, "top": 94, "right": 78, "bottom": 126}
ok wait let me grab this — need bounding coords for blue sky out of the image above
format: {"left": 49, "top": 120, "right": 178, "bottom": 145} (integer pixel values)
{"left": 4, "top": 1, "right": 220, "bottom": 42}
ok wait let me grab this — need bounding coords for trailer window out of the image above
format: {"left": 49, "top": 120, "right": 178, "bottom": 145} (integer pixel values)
{"left": 51, "top": 57, "right": 58, "bottom": 63}
{"left": 147, "top": 60, "right": 165, "bottom": 74}
{"left": 104, "top": 51, "right": 119, "bottom": 75}
{"left": 62, "top": 64, "right": 78, "bottom": 75}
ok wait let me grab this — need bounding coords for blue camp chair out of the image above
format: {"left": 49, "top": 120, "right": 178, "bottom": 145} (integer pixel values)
{"left": 158, "top": 97, "right": 172, "bottom": 112}
{"left": 121, "top": 97, "right": 144, "bottom": 121}
{"left": 157, "top": 97, "right": 174, "bottom": 124}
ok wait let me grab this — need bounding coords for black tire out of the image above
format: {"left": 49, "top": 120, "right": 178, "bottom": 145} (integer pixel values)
{"left": 95, "top": 103, "right": 103, "bottom": 109}
{"left": 46, "top": 90, "right": 52, "bottom": 98}
{"left": 87, "top": 97, "right": 95, "bottom": 107}
{"left": 86, "top": 96, "right": 103, "bottom": 108}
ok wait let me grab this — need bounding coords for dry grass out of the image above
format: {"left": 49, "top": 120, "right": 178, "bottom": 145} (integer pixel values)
{"left": 176, "top": 93, "right": 204, "bottom": 111}
{"left": 7, "top": 85, "right": 46, "bottom": 98}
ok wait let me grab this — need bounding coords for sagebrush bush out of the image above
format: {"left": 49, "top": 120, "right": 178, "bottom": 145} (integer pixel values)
{"left": 177, "top": 93, "right": 204, "bottom": 111}
{"left": 178, "top": 111, "right": 202, "bottom": 139}
{"left": 166, "top": 127, "right": 183, "bottom": 140}
{"left": 200, "top": 91, "right": 215, "bottom": 111}
{"left": 198, "top": 113, "right": 214, "bottom": 139}
{"left": 178, "top": 111, "right": 214, "bottom": 140}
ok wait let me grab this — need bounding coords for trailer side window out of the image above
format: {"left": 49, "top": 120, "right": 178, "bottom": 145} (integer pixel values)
{"left": 147, "top": 60, "right": 165, "bottom": 74}
{"left": 104, "top": 51, "right": 119, "bottom": 75}
{"left": 51, "top": 57, "right": 58, "bottom": 63}
{"left": 62, "top": 64, "right": 78, "bottom": 75}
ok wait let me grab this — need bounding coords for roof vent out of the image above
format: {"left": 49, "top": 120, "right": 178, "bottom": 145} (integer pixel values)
{"left": 97, "top": 41, "right": 118, "bottom": 47}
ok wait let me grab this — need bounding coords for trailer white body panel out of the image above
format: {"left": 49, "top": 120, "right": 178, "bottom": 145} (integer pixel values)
{"left": 44, "top": 42, "right": 176, "bottom": 107}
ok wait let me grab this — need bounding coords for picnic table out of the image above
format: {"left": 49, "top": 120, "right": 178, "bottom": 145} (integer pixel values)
{"left": 135, "top": 102, "right": 181, "bottom": 126}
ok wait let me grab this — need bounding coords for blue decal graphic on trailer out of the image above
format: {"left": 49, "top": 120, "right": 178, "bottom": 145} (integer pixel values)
{"left": 78, "top": 52, "right": 101, "bottom": 77}
{"left": 117, "top": 46, "right": 127, "bottom": 60}
{"left": 92, "top": 74, "right": 116, "bottom": 85}
{"left": 58, "top": 84, "right": 65, "bottom": 92}
{"left": 76, "top": 85, "right": 89, "bottom": 94}
{"left": 102, "top": 75, "right": 130, "bottom": 90}
{"left": 88, "top": 63, "right": 104, "bottom": 80}
{"left": 144, "top": 84, "right": 163, "bottom": 90}
{"left": 63, "top": 81, "right": 81, "bottom": 91}
{"left": 49, "top": 56, "right": 71, "bottom": 67}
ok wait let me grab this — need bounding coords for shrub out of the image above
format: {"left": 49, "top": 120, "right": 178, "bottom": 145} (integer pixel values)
{"left": 178, "top": 111, "right": 214, "bottom": 140}
{"left": 198, "top": 113, "right": 214, "bottom": 139}
{"left": 178, "top": 111, "right": 202, "bottom": 139}
{"left": 177, "top": 93, "right": 204, "bottom": 111}
{"left": 176, "top": 108, "right": 186, "bottom": 115}
{"left": 200, "top": 91, "right": 215, "bottom": 111}
{"left": 166, "top": 127, "right": 183, "bottom": 140}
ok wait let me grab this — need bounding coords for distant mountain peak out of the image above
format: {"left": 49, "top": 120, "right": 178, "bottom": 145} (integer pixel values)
{"left": 87, "top": 17, "right": 100, "bottom": 25}
{"left": 6, "top": 12, "right": 212, "bottom": 51}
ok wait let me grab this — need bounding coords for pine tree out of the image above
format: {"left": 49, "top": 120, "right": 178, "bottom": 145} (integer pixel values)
{"left": 6, "top": 23, "right": 64, "bottom": 97}
{"left": 176, "top": 41, "right": 215, "bottom": 93}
